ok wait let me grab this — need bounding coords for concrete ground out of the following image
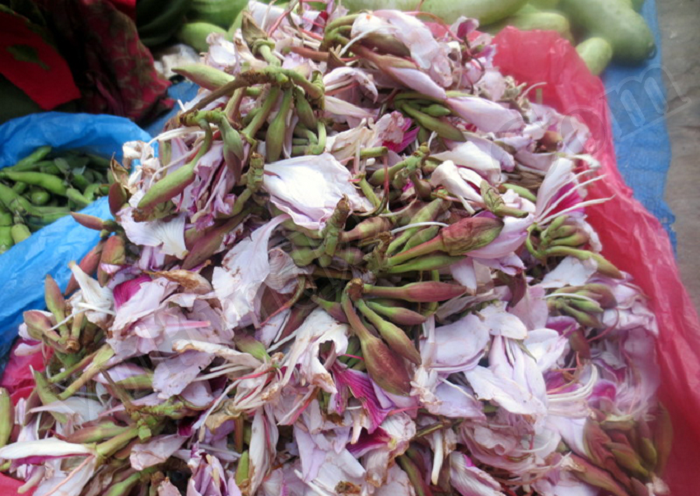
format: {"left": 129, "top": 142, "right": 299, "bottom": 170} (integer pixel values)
{"left": 658, "top": 0, "right": 700, "bottom": 311}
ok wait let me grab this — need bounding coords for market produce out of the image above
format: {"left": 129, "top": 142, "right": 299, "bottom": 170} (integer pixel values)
{"left": 558, "top": 0, "right": 655, "bottom": 63}
{"left": 188, "top": 0, "right": 248, "bottom": 28}
{"left": 177, "top": 21, "right": 229, "bottom": 52}
{"left": 343, "top": 0, "right": 528, "bottom": 24}
{"left": 340, "top": 0, "right": 655, "bottom": 74}
{"left": 0, "top": 3, "right": 669, "bottom": 496}
{"left": 0, "top": 146, "right": 111, "bottom": 253}
{"left": 576, "top": 37, "right": 614, "bottom": 76}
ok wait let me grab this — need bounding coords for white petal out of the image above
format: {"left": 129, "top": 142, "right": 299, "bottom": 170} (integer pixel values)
{"left": 0, "top": 438, "right": 94, "bottom": 460}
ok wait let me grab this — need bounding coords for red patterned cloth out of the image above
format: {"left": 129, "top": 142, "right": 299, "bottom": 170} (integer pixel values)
{"left": 33, "top": 0, "right": 172, "bottom": 122}
{"left": 0, "top": 10, "right": 81, "bottom": 110}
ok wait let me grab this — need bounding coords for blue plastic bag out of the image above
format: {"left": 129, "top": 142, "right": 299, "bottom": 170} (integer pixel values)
{"left": 602, "top": 0, "right": 676, "bottom": 249}
{"left": 0, "top": 112, "right": 150, "bottom": 362}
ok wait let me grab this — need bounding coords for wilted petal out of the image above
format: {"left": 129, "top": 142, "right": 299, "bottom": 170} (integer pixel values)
{"left": 432, "top": 142, "right": 502, "bottom": 184}
{"left": 423, "top": 313, "right": 490, "bottom": 373}
{"left": 121, "top": 209, "right": 187, "bottom": 258}
{"left": 0, "top": 438, "right": 94, "bottom": 461}
{"left": 465, "top": 366, "right": 545, "bottom": 416}
{"left": 153, "top": 350, "right": 214, "bottom": 400}
{"left": 264, "top": 154, "right": 371, "bottom": 230}
{"left": 429, "top": 160, "right": 483, "bottom": 206}
{"left": 212, "top": 215, "right": 289, "bottom": 327}
{"left": 282, "top": 309, "right": 349, "bottom": 393}
{"left": 449, "top": 452, "right": 505, "bottom": 496}
{"left": 447, "top": 96, "right": 524, "bottom": 133}
{"left": 479, "top": 302, "right": 529, "bottom": 340}
{"left": 130, "top": 435, "right": 187, "bottom": 470}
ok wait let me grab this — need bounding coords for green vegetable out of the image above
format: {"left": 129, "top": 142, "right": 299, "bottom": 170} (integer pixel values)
{"left": 576, "top": 37, "right": 613, "bottom": 75}
{"left": 177, "top": 22, "right": 228, "bottom": 53}
{"left": 0, "top": 227, "right": 13, "bottom": 254}
{"left": 0, "top": 212, "right": 12, "bottom": 227}
{"left": 0, "top": 170, "right": 68, "bottom": 197}
{"left": 30, "top": 188, "right": 51, "bottom": 206}
{"left": 189, "top": 0, "right": 247, "bottom": 29}
{"left": 5, "top": 146, "right": 51, "bottom": 172}
{"left": 528, "top": 0, "right": 560, "bottom": 8}
{"left": 137, "top": 0, "right": 191, "bottom": 48}
{"left": 559, "top": 0, "right": 655, "bottom": 63}
{"left": 10, "top": 223, "right": 31, "bottom": 244}
{"left": 486, "top": 12, "right": 573, "bottom": 42}
{"left": 342, "top": 0, "right": 528, "bottom": 25}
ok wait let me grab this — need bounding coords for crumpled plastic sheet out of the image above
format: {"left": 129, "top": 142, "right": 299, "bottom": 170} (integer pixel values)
{"left": 0, "top": 112, "right": 150, "bottom": 364}
{"left": 602, "top": 0, "right": 677, "bottom": 249}
{"left": 494, "top": 27, "right": 700, "bottom": 495}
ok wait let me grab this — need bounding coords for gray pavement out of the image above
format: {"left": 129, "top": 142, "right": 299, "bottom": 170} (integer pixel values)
{"left": 659, "top": 0, "right": 700, "bottom": 310}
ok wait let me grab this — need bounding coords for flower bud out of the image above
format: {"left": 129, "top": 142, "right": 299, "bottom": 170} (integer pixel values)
{"left": 45, "top": 274, "right": 69, "bottom": 336}
{"left": 339, "top": 217, "right": 392, "bottom": 243}
{"left": 584, "top": 420, "right": 632, "bottom": 488}
{"left": 266, "top": 89, "right": 294, "bottom": 162}
{"left": 387, "top": 254, "right": 465, "bottom": 274}
{"left": 606, "top": 441, "right": 650, "bottom": 479}
{"left": 182, "top": 212, "right": 247, "bottom": 270}
{"left": 24, "top": 309, "right": 61, "bottom": 344}
{"left": 356, "top": 300, "right": 421, "bottom": 365}
{"left": 399, "top": 103, "right": 465, "bottom": 143}
{"left": 364, "top": 281, "right": 466, "bottom": 303}
{"left": 98, "top": 234, "right": 126, "bottom": 286}
{"left": 404, "top": 226, "right": 440, "bottom": 252}
{"left": 630, "top": 478, "right": 650, "bottom": 496}
{"left": 342, "top": 292, "right": 411, "bottom": 396}
{"left": 366, "top": 300, "right": 427, "bottom": 326}
{"left": 234, "top": 334, "right": 270, "bottom": 362}
{"left": 293, "top": 87, "right": 317, "bottom": 130}
{"left": 66, "top": 421, "right": 129, "bottom": 444}
{"left": 440, "top": 217, "right": 504, "bottom": 256}
{"left": 568, "top": 327, "right": 591, "bottom": 359}
{"left": 565, "top": 454, "right": 629, "bottom": 496}
{"left": 397, "top": 454, "right": 432, "bottom": 496}
{"left": 653, "top": 404, "right": 673, "bottom": 474}
{"left": 65, "top": 242, "right": 102, "bottom": 297}
{"left": 311, "top": 296, "right": 347, "bottom": 323}
{"left": 172, "top": 64, "right": 234, "bottom": 90}
{"left": 109, "top": 183, "right": 128, "bottom": 218}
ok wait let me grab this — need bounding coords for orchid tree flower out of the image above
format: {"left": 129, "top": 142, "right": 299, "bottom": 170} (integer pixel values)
{"left": 213, "top": 215, "right": 289, "bottom": 328}
{"left": 263, "top": 155, "right": 371, "bottom": 230}
{"left": 0, "top": 439, "right": 97, "bottom": 496}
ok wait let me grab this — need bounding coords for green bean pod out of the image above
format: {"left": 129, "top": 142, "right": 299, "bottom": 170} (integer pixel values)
{"left": 30, "top": 188, "right": 51, "bottom": 206}
{"left": 11, "top": 223, "right": 31, "bottom": 244}
{"left": 5, "top": 146, "right": 52, "bottom": 172}
{"left": 0, "top": 227, "right": 13, "bottom": 254}
{"left": 0, "top": 170, "right": 68, "bottom": 197}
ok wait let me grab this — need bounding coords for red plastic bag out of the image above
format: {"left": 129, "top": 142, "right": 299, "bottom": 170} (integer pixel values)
{"left": 493, "top": 28, "right": 700, "bottom": 495}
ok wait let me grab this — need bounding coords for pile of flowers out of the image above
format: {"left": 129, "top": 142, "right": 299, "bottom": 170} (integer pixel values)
{"left": 0, "top": 2, "right": 670, "bottom": 495}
